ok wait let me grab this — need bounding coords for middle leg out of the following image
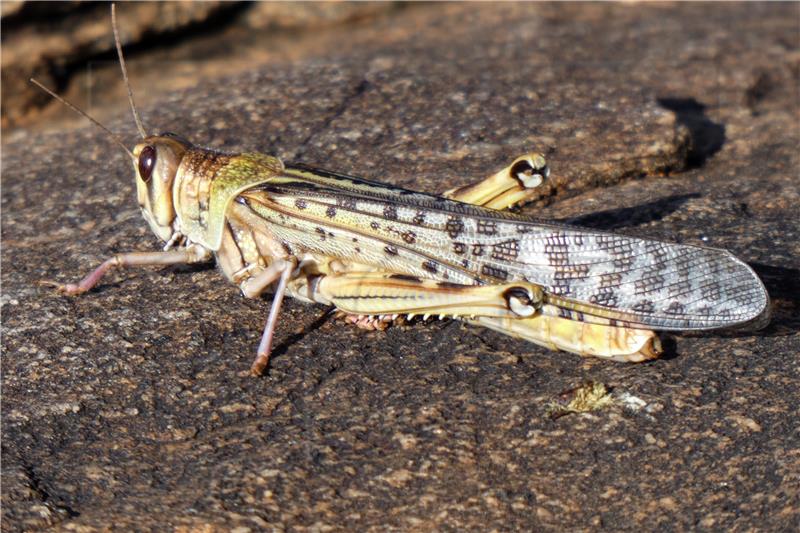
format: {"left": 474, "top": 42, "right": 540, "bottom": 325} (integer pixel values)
{"left": 236, "top": 258, "right": 299, "bottom": 376}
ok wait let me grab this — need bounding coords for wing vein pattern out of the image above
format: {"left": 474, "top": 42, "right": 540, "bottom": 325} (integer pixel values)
{"left": 236, "top": 164, "right": 768, "bottom": 331}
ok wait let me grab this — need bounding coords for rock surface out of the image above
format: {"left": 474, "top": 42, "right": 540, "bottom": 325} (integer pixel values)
{"left": 2, "top": 1, "right": 394, "bottom": 130}
{"left": 2, "top": 3, "right": 799, "bottom": 531}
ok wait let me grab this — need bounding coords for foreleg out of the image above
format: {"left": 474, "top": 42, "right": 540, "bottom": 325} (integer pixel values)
{"left": 41, "top": 244, "right": 213, "bottom": 295}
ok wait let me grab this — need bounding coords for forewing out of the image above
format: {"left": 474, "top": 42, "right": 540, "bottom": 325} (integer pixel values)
{"left": 241, "top": 165, "right": 769, "bottom": 331}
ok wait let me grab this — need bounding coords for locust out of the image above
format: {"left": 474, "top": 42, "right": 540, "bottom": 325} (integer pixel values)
{"left": 36, "top": 6, "right": 770, "bottom": 376}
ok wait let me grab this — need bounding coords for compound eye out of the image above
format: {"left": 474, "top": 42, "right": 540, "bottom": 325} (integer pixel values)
{"left": 138, "top": 145, "right": 156, "bottom": 183}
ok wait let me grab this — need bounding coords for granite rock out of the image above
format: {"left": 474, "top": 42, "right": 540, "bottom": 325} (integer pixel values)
{"left": 2, "top": 3, "right": 799, "bottom": 531}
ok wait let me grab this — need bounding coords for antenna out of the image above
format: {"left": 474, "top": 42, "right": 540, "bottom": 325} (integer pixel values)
{"left": 111, "top": 3, "right": 147, "bottom": 138}
{"left": 29, "top": 78, "right": 136, "bottom": 160}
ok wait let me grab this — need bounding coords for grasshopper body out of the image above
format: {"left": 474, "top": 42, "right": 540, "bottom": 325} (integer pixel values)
{"left": 40, "top": 7, "right": 770, "bottom": 375}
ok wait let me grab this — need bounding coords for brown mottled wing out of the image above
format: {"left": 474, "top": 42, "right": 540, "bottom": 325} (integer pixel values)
{"left": 239, "top": 164, "right": 769, "bottom": 331}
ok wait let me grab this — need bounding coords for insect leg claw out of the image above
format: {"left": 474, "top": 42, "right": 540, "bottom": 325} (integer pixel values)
{"left": 38, "top": 279, "right": 84, "bottom": 295}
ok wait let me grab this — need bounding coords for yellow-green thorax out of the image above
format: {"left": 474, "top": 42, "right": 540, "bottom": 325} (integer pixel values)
{"left": 132, "top": 133, "right": 283, "bottom": 250}
{"left": 172, "top": 150, "right": 283, "bottom": 250}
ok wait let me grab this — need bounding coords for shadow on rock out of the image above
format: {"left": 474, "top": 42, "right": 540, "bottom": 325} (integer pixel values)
{"left": 658, "top": 97, "right": 726, "bottom": 169}
{"left": 266, "top": 305, "right": 337, "bottom": 372}
{"left": 564, "top": 193, "right": 700, "bottom": 230}
{"left": 750, "top": 262, "right": 800, "bottom": 336}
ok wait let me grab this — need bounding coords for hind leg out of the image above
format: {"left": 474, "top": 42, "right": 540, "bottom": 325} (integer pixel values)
{"left": 444, "top": 153, "right": 550, "bottom": 210}
{"left": 291, "top": 271, "right": 660, "bottom": 363}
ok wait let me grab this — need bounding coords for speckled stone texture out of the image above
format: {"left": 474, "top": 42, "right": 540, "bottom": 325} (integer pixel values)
{"left": 2, "top": 3, "right": 799, "bottom": 531}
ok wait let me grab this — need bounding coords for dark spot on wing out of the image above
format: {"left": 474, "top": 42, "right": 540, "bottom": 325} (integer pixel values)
{"left": 477, "top": 220, "right": 497, "bottom": 235}
{"left": 337, "top": 197, "right": 357, "bottom": 209}
{"left": 446, "top": 217, "right": 464, "bottom": 238}
{"left": 384, "top": 205, "right": 398, "bottom": 220}
{"left": 515, "top": 224, "right": 533, "bottom": 234}
{"left": 544, "top": 234, "right": 570, "bottom": 266}
{"left": 599, "top": 272, "right": 623, "bottom": 289}
{"left": 481, "top": 265, "right": 508, "bottom": 280}
{"left": 701, "top": 280, "right": 723, "bottom": 302}
{"left": 635, "top": 268, "right": 666, "bottom": 294}
{"left": 491, "top": 239, "right": 520, "bottom": 261}
{"left": 589, "top": 289, "right": 619, "bottom": 308}
{"left": 402, "top": 231, "right": 417, "bottom": 244}
{"left": 632, "top": 300, "right": 655, "bottom": 313}
{"left": 389, "top": 274, "right": 421, "bottom": 283}
{"left": 422, "top": 261, "right": 438, "bottom": 273}
{"left": 665, "top": 301, "right": 685, "bottom": 315}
